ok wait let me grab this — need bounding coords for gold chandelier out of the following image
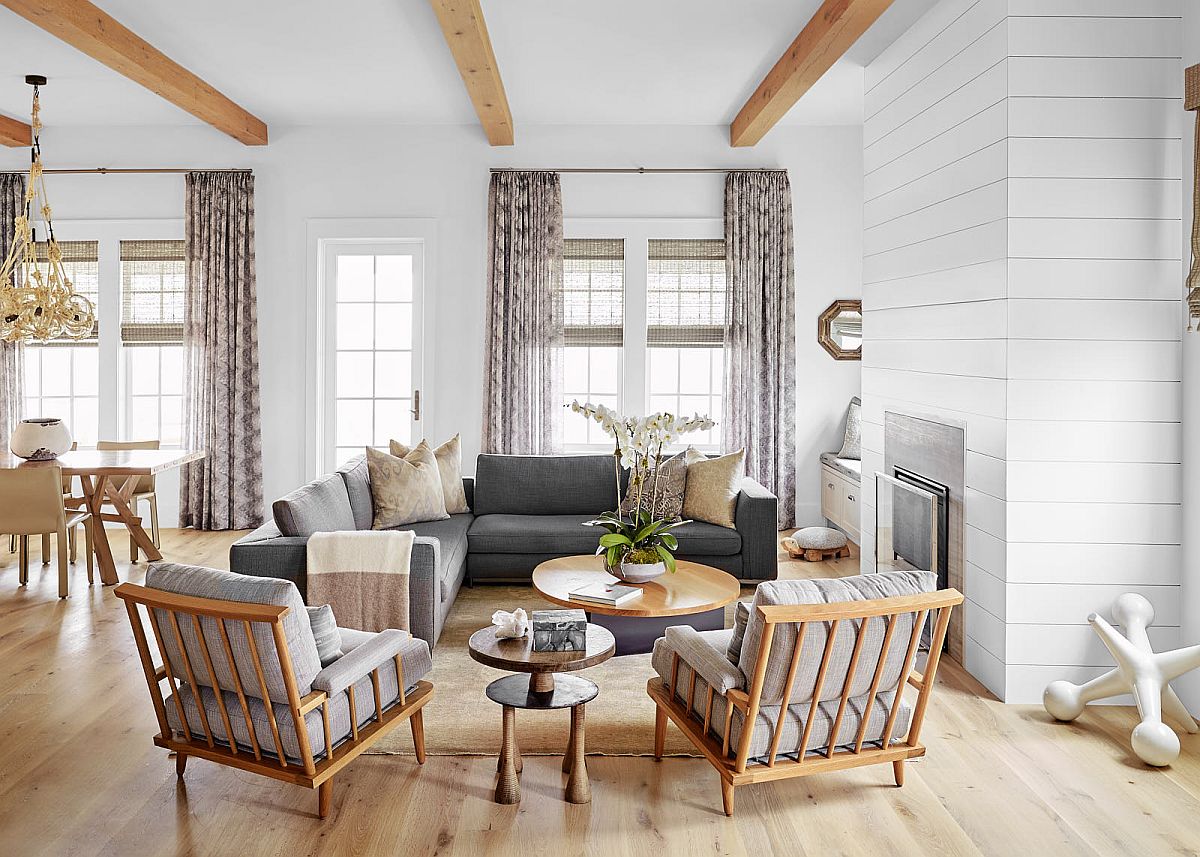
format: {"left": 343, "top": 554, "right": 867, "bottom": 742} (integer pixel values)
{"left": 0, "top": 76, "right": 95, "bottom": 343}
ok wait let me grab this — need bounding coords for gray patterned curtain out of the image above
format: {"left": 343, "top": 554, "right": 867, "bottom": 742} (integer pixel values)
{"left": 180, "top": 171, "right": 263, "bottom": 530}
{"left": 723, "top": 171, "right": 796, "bottom": 529}
{"left": 481, "top": 171, "right": 564, "bottom": 454}
{"left": 0, "top": 173, "right": 25, "bottom": 453}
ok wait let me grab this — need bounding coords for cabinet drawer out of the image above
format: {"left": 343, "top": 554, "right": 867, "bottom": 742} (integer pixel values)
{"left": 821, "top": 466, "right": 844, "bottom": 522}
{"left": 843, "top": 484, "right": 860, "bottom": 534}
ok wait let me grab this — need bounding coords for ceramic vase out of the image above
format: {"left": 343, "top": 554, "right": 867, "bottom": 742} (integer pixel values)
{"left": 612, "top": 560, "right": 667, "bottom": 584}
{"left": 10, "top": 417, "right": 72, "bottom": 461}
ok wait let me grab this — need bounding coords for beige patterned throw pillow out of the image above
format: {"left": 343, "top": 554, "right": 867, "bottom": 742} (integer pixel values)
{"left": 620, "top": 453, "right": 688, "bottom": 521}
{"left": 390, "top": 434, "right": 470, "bottom": 514}
{"left": 682, "top": 447, "right": 745, "bottom": 529}
{"left": 367, "top": 443, "right": 449, "bottom": 529}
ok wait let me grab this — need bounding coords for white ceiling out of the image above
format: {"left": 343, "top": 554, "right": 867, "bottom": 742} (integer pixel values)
{"left": 0, "top": 0, "right": 936, "bottom": 132}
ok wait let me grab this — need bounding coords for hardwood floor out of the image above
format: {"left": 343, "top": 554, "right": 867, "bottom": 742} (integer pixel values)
{"left": 1, "top": 530, "right": 1198, "bottom": 856}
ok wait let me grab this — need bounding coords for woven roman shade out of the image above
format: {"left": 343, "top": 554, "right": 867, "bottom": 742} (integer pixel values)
{"left": 563, "top": 238, "right": 623, "bottom": 347}
{"left": 647, "top": 238, "right": 726, "bottom": 347}
{"left": 120, "top": 239, "right": 185, "bottom": 344}
{"left": 33, "top": 240, "right": 99, "bottom": 341}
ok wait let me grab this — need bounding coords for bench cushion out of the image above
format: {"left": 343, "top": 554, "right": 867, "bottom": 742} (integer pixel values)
{"left": 820, "top": 452, "right": 861, "bottom": 482}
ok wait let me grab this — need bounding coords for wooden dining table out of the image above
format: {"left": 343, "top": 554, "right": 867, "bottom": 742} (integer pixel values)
{"left": 1, "top": 448, "right": 204, "bottom": 586}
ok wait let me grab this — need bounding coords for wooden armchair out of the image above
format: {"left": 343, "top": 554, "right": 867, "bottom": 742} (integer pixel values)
{"left": 648, "top": 571, "right": 962, "bottom": 815}
{"left": 116, "top": 562, "right": 434, "bottom": 818}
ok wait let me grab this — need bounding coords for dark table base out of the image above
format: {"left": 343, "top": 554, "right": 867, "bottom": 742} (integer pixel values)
{"left": 587, "top": 607, "right": 726, "bottom": 655}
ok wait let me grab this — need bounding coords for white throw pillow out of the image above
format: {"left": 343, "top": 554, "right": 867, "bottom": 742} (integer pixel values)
{"left": 390, "top": 434, "right": 470, "bottom": 514}
{"left": 366, "top": 443, "right": 449, "bottom": 529}
{"left": 682, "top": 447, "right": 745, "bottom": 529}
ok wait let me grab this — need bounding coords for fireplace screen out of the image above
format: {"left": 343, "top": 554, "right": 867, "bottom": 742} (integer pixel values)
{"left": 874, "top": 472, "right": 941, "bottom": 579}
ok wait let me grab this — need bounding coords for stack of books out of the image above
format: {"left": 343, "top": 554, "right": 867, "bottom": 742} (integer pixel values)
{"left": 568, "top": 581, "right": 642, "bottom": 607}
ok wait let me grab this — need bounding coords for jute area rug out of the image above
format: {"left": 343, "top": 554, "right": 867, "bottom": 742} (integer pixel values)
{"left": 370, "top": 584, "right": 741, "bottom": 757}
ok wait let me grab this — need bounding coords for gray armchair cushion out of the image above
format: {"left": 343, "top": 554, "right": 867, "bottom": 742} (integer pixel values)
{"left": 738, "top": 571, "right": 937, "bottom": 707}
{"left": 145, "top": 562, "right": 322, "bottom": 705}
{"left": 662, "top": 625, "right": 746, "bottom": 694}
{"left": 312, "top": 629, "right": 431, "bottom": 696}
{"left": 272, "top": 472, "right": 356, "bottom": 536}
{"left": 467, "top": 513, "right": 741, "bottom": 556}
{"left": 473, "top": 454, "right": 617, "bottom": 515}
{"left": 306, "top": 605, "right": 343, "bottom": 667}
{"left": 726, "top": 599, "right": 753, "bottom": 663}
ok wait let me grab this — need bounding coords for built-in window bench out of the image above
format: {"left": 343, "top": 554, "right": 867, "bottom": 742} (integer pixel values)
{"left": 819, "top": 452, "right": 860, "bottom": 544}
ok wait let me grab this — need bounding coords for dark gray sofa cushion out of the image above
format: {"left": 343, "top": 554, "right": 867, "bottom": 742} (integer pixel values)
{"left": 468, "top": 513, "right": 741, "bottom": 556}
{"left": 473, "top": 454, "right": 617, "bottom": 516}
{"left": 399, "top": 513, "right": 473, "bottom": 601}
{"left": 336, "top": 455, "right": 373, "bottom": 530}
{"left": 272, "top": 472, "right": 356, "bottom": 537}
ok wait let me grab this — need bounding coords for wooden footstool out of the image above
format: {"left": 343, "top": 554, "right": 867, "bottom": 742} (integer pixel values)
{"left": 468, "top": 624, "right": 615, "bottom": 805}
{"left": 782, "top": 526, "right": 850, "bottom": 562}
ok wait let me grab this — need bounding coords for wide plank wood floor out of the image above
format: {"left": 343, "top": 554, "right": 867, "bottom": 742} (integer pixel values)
{"left": 1, "top": 530, "right": 1198, "bottom": 856}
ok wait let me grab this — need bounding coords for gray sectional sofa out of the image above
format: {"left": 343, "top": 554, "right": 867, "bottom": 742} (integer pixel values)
{"left": 230, "top": 453, "right": 778, "bottom": 648}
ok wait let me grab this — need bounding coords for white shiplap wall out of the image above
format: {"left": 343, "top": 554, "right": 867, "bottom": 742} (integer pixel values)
{"left": 862, "top": 0, "right": 1184, "bottom": 702}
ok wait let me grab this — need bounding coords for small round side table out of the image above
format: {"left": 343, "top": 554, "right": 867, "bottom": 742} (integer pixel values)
{"left": 468, "top": 623, "right": 615, "bottom": 805}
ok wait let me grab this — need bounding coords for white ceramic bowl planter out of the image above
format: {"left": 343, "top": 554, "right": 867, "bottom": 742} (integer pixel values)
{"left": 10, "top": 417, "right": 72, "bottom": 461}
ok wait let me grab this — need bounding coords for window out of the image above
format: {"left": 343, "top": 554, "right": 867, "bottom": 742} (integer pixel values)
{"left": 326, "top": 247, "right": 421, "bottom": 469}
{"left": 646, "top": 239, "right": 725, "bottom": 449}
{"left": 22, "top": 241, "right": 100, "bottom": 446}
{"left": 120, "top": 240, "right": 185, "bottom": 445}
{"left": 562, "top": 239, "right": 624, "bottom": 447}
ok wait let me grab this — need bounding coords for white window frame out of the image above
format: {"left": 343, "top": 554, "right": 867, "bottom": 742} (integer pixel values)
{"left": 305, "top": 218, "right": 436, "bottom": 480}
{"left": 22, "top": 219, "right": 183, "bottom": 447}
{"left": 562, "top": 218, "right": 722, "bottom": 451}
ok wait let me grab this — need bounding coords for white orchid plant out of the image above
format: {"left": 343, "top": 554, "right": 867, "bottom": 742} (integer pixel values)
{"left": 567, "top": 400, "right": 716, "bottom": 572}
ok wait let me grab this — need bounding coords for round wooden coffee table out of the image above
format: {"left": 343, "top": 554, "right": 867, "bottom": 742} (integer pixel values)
{"left": 468, "top": 623, "right": 615, "bottom": 805}
{"left": 532, "top": 555, "right": 741, "bottom": 655}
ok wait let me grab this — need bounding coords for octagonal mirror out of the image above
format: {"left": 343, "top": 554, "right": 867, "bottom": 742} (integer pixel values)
{"left": 818, "top": 299, "right": 862, "bottom": 361}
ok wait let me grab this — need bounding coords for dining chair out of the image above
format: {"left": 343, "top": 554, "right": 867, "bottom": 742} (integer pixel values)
{"left": 647, "top": 571, "right": 962, "bottom": 816}
{"left": 96, "top": 439, "right": 161, "bottom": 562}
{"left": 1, "top": 466, "right": 94, "bottom": 598}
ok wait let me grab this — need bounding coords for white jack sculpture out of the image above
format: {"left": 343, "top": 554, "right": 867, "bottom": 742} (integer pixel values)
{"left": 1043, "top": 593, "right": 1199, "bottom": 766}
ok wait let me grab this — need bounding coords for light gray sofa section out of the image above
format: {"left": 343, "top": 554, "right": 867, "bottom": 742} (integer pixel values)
{"left": 229, "top": 455, "right": 472, "bottom": 649}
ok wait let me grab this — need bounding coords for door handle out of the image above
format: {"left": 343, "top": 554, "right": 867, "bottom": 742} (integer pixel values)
{"left": 411, "top": 389, "right": 421, "bottom": 421}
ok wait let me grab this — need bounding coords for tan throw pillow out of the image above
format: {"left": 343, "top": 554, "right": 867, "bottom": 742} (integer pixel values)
{"left": 682, "top": 447, "right": 745, "bottom": 529}
{"left": 620, "top": 453, "right": 688, "bottom": 521}
{"left": 390, "top": 434, "right": 470, "bottom": 514}
{"left": 366, "top": 443, "right": 449, "bottom": 529}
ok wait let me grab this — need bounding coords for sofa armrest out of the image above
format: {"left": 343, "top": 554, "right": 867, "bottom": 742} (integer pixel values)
{"left": 312, "top": 629, "right": 417, "bottom": 695}
{"left": 406, "top": 536, "right": 440, "bottom": 650}
{"left": 664, "top": 625, "right": 746, "bottom": 694}
{"left": 463, "top": 477, "right": 475, "bottom": 512}
{"left": 734, "top": 477, "right": 778, "bottom": 581}
{"left": 228, "top": 523, "right": 310, "bottom": 594}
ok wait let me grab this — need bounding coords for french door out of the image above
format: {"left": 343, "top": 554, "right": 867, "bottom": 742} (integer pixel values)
{"left": 321, "top": 241, "right": 424, "bottom": 472}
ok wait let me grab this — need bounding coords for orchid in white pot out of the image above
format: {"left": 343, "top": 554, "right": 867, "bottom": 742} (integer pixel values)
{"left": 567, "top": 401, "right": 715, "bottom": 583}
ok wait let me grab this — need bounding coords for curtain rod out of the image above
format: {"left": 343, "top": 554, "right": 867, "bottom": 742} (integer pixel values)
{"left": 489, "top": 167, "right": 786, "bottom": 175}
{"left": 2, "top": 168, "right": 252, "bottom": 175}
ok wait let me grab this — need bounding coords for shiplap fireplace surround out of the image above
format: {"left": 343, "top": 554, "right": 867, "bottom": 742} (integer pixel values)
{"left": 860, "top": 0, "right": 1184, "bottom": 702}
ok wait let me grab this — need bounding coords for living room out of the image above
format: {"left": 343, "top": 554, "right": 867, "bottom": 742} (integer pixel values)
{"left": 1, "top": 1, "right": 1198, "bottom": 855}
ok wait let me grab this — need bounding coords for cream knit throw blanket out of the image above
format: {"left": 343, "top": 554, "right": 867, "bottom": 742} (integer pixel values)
{"left": 306, "top": 530, "right": 415, "bottom": 633}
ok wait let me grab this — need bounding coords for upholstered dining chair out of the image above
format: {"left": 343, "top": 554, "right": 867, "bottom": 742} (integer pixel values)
{"left": 1, "top": 466, "right": 94, "bottom": 598}
{"left": 96, "top": 439, "right": 161, "bottom": 561}
{"left": 648, "top": 571, "right": 962, "bottom": 816}
{"left": 116, "top": 563, "right": 434, "bottom": 818}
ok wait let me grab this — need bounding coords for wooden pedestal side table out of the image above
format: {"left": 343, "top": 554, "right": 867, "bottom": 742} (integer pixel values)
{"left": 468, "top": 624, "right": 615, "bottom": 805}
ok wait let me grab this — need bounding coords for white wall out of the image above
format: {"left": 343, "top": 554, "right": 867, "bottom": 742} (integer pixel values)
{"left": 864, "top": 0, "right": 1184, "bottom": 703}
{"left": 0, "top": 122, "right": 863, "bottom": 529}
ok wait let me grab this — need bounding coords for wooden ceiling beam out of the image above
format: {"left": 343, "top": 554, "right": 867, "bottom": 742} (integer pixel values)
{"left": 0, "top": 0, "right": 268, "bottom": 145}
{"left": 730, "top": 0, "right": 894, "bottom": 147}
{"left": 428, "top": 0, "right": 514, "bottom": 146}
{"left": 0, "top": 112, "right": 32, "bottom": 147}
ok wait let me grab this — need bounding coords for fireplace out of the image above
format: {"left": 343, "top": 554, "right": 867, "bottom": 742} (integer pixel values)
{"left": 880, "top": 412, "right": 965, "bottom": 660}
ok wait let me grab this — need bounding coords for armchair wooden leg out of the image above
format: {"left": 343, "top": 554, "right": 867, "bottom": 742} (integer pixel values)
{"left": 18, "top": 536, "right": 28, "bottom": 585}
{"left": 893, "top": 760, "right": 905, "bottom": 787}
{"left": 56, "top": 527, "right": 69, "bottom": 598}
{"left": 411, "top": 709, "right": 426, "bottom": 764}
{"left": 176, "top": 753, "right": 188, "bottom": 778}
{"left": 654, "top": 704, "right": 667, "bottom": 760}
{"left": 41, "top": 533, "right": 51, "bottom": 565}
{"left": 318, "top": 779, "right": 333, "bottom": 819}
{"left": 721, "top": 778, "right": 735, "bottom": 817}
